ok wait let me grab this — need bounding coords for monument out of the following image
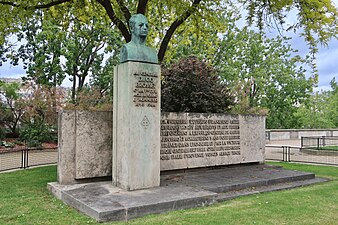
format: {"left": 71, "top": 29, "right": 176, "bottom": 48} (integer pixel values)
{"left": 49, "top": 14, "right": 324, "bottom": 223}
{"left": 113, "top": 14, "right": 161, "bottom": 190}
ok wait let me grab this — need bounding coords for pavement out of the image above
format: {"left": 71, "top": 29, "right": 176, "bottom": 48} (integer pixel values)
{"left": 266, "top": 139, "right": 301, "bottom": 147}
{"left": 48, "top": 163, "right": 328, "bottom": 222}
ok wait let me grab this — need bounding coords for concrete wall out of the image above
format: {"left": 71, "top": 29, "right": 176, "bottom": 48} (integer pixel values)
{"left": 267, "top": 129, "right": 338, "bottom": 141}
{"left": 58, "top": 111, "right": 265, "bottom": 184}
{"left": 160, "top": 113, "right": 265, "bottom": 170}
{"left": 58, "top": 110, "right": 112, "bottom": 185}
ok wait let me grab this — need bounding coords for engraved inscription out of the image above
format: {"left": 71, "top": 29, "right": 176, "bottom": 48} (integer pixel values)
{"left": 160, "top": 117, "right": 241, "bottom": 161}
{"left": 133, "top": 72, "right": 158, "bottom": 107}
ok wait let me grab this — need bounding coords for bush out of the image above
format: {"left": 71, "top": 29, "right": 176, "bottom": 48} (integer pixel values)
{"left": 19, "top": 120, "right": 56, "bottom": 148}
{"left": 64, "top": 87, "right": 112, "bottom": 111}
{"left": 161, "top": 56, "right": 233, "bottom": 113}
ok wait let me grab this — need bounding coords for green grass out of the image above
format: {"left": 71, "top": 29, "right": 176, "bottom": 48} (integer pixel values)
{"left": 319, "top": 145, "right": 338, "bottom": 151}
{"left": 0, "top": 163, "right": 338, "bottom": 225}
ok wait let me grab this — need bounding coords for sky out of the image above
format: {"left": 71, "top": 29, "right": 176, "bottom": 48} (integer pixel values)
{"left": 0, "top": 2, "right": 337, "bottom": 91}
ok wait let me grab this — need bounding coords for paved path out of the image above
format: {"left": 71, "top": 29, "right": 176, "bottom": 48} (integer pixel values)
{"left": 266, "top": 139, "right": 301, "bottom": 147}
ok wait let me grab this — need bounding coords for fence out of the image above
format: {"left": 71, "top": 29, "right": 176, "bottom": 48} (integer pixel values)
{"left": 301, "top": 136, "right": 338, "bottom": 150}
{"left": 0, "top": 147, "right": 57, "bottom": 172}
{"left": 266, "top": 145, "right": 338, "bottom": 166}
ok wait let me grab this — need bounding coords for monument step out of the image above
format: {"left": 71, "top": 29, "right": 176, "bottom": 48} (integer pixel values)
{"left": 161, "top": 164, "right": 316, "bottom": 193}
{"left": 48, "top": 164, "right": 328, "bottom": 222}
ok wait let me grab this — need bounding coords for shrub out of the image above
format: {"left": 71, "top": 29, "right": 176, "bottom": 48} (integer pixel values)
{"left": 19, "top": 120, "right": 56, "bottom": 148}
{"left": 161, "top": 56, "right": 233, "bottom": 113}
{"left": 64, "top": 87, "right": 112, "bottom": 111}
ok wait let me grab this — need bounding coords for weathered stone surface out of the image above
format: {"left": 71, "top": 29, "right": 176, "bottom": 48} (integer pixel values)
{"left": 57, "top": 110, "right": 112, "bottom": 184}
{"left": 58, "top": 111, "right": 76, "bottom": 184}
{"left": 239, "top": 114, "right": 265, "bottom": 163}
{"left": 160, "top": 113, "right": 265, "bottom": 171}
{"left": 113, "top": 62, "right": 161, "bottom": 190}
{"left": 58, "top": 111, "right": 265, "bottom": 183}
{"left": 75, "top": 111, "right": 112, "bottom": 179}
{"left": 48, "top": 164, "right": 327, "bottom": 222}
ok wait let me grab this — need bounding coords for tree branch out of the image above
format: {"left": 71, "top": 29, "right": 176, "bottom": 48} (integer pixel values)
{"left": 0, "top": 1, "right": 18, "bottom": 7}
{"left": 158, "top": 0, "right": 202, "bottom": 62}
{"left": 0, "top": 0, "right": 72, "bottom": 9}
{"left": 96, "top": 0, "right": 131, "bottom": 42}
{"left": 137, "top": 0, "right": 148, "bottom": 14}
{"left": 116, "top": 0, "right": 131, "bottom": 22}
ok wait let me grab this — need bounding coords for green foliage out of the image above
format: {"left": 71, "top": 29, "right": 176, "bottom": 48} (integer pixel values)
{"left": 90, "top": 55, "right": 119, "bottom": 97}
{"left": 215, "top": 27, "right": 314, "bottom": 128}
{"left": 19, "top": 120, "right": 56, "bottom": 148}
{"left": 242, "top": 0, "right": 338, "bottom": 59}
{"left": 295, "top": 92, "right": 334, "bottom": 129}
{"left": 0, "top": 141, "right": 15, "bottom": 148}
{"left": 12, "top": 11, "right": 122, "bottom": 102}
{"left": 295, "top": 77, "right": 338, "bottom": 129}
{"left": 1, "top": 0, "right": 337, "bottom": 63}
{"left": 161, "top": 56, "right": 233, "bottom": 113}
{"left": 1, "top": 82, "right": 61, "bottom": 145}
{"left": 0, "top": 81, "right": 24, "bottom": 136}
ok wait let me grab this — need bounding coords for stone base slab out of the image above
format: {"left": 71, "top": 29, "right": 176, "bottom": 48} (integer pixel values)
{"left": 48, "top": 164, "right": 328, "bottom": 222}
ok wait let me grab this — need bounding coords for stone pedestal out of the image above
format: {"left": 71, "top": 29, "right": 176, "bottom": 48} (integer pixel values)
{"left": 113, "top": 61, "right": 161, "bottom": 190}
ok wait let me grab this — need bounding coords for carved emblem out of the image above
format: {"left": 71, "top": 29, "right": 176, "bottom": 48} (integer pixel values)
{"left": 141, "top": 116, "right": 150, "bottom": 128}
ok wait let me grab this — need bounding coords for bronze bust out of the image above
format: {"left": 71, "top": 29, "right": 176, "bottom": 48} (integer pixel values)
{"left": 120, "top": 14, "right": 158, "bottom": 64}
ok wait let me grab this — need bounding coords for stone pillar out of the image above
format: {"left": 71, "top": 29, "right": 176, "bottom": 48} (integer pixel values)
{"left": 113, "top": 61, "right": 160, "bottom": 190}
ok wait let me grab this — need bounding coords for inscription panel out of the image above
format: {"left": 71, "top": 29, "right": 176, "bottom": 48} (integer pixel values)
{"left": 160, "top": 113, "right": 241, "bottom": 170}
{"left": 133, "top": 72, "right": 158, "bottom": 108}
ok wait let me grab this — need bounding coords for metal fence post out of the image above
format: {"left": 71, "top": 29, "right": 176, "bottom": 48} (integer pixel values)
{"left": 21, "top": 150, "right": 25, "bottom": 168}
{"left": 317, "top": 138, "right": 320, "bottom": 150}
{"left": 25, "top": 149, "right": 29, "bottom": 168}
{"left": 282, "top": 146, "right": 286, "bottom": 162}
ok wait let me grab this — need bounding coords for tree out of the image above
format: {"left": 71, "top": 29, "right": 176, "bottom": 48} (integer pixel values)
{"left": 295, "top": 91, "right": 334, "bottom": 129}
{"left": 161, "top": 56, "right": 233, "bottom": 113}
{"left": 1, "top": 0, "right": 337, "bottom": 62}
{"left": 213, "top": 27, "right": 314, "bottom": 128}
{"left": 11, "top": 10, "right": 122, "bottom": 102}
{"left": 90, "top": 55, "right": 119, "bottom": 97}
{"left": 0, "top": 81, "right": 25, "bottom": 136}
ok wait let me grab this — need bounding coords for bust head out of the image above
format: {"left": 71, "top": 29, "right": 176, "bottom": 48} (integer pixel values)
{"left": 120, "top": 14, "right": 158, "bottom": 64}
{"left": 129, "top": 14, "right": 149, "bottom": 45}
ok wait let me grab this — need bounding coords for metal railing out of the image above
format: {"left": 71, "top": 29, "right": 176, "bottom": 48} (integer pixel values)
{"left": 0, "top": 147, "right": 57, "bottom": 172}
{"left": 266, "top": 145, "right": 338, "bottom": 166}
{"left": 301, "top": 136, "right": 338, "bottom": 150}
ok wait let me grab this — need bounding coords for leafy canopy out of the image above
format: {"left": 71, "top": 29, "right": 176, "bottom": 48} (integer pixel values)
{"left": 0, "top": 0, "right": 337, "bottom": 62}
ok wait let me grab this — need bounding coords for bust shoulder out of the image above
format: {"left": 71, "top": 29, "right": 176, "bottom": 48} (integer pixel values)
{"left": 120, "top": 42, "right": 158, "bottom": 64}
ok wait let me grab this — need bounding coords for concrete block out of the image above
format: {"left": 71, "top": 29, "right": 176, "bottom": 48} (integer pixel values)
{"left": 58, "top": 111, "right": 76, "bottom": 184}
{"left": 113, "top": 62, "right": 161, "bottom": 190}
{"left": 160, "top": 113, "right": 265, "bottom": 170}
{"left": 75, "top": 111, "right": 112, "bottom": 179}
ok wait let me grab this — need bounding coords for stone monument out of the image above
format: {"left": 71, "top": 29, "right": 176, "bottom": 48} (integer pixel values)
{"left": 113, "top": 14, "right": 160, "bottom": 190}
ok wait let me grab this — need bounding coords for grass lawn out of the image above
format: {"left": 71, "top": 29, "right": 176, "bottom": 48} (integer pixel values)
{"left": 0, "top": 162, "right": 337, "bottom": 225}
{"left": 319, "top": 145, "right": 338, "bottom": 151}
